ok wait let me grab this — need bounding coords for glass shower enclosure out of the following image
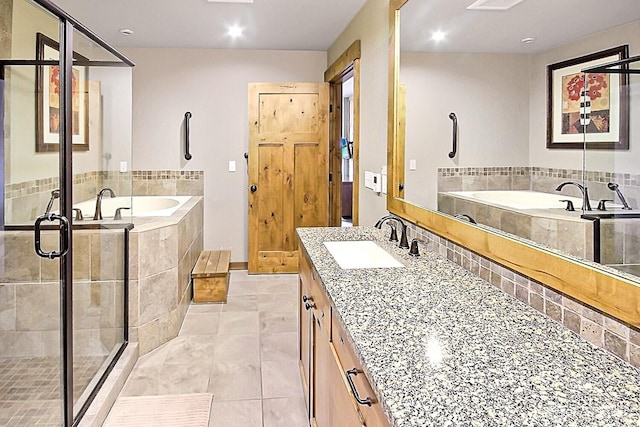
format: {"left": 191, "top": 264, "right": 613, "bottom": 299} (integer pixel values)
{"left": 0, "top": 0, "right": 134, "bottom": 425}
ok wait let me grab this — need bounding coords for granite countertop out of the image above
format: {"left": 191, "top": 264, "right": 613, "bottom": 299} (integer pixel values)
{"left": 296, "top": 226, "right": 640, "bottom": 427}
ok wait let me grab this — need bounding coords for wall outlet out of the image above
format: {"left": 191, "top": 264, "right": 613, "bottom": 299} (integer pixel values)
{"left": 119, "top": 161, "right": 128, "bottom": 173}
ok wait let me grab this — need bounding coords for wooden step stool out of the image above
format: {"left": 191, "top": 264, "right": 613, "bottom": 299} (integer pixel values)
{"left": 192, "top": 250, "right": 230, "bottom": 303}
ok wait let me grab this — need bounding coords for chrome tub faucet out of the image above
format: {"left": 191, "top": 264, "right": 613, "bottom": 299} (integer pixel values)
{"left": 607, "top": 182, "right": 632, "bottom": 210}
{"left": 94, "top": 188, "right": 116, "bottom": 220}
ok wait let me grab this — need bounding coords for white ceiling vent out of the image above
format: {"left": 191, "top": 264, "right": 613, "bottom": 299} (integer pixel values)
{"left": 467, "top": 0, "right": 525, "bottom": 10}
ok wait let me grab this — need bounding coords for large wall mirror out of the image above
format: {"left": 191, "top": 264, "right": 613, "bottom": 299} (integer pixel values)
{"left": 388, "top": 0, "right": 640, "bottom": 326}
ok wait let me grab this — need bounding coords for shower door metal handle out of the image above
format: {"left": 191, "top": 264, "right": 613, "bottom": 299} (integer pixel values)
{"left": 34, "top": 213, "right": 70, "bottom": 259}
{"left": 184, "top": 111, "right": 193, "bottom": 160}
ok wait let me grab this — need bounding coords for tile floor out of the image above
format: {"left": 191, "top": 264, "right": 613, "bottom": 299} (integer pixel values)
{"left": 116, "top": 271, "right": 308, "bottom": 427}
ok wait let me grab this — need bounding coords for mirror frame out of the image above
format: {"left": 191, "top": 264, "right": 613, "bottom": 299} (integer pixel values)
{"left": 387, "top": 0, "right": 640, "bottom": 327}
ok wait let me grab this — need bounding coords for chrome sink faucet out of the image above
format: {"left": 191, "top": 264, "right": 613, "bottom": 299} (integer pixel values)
{"left": 44, "top": 189, "right": 60, "bottom": 215}
{"left": 93, "top": 188, "right": 116, "bottom": 220}
{"left": 374, "top": 214, "right": 409, "bottom": 249}
{"left": 555, "top": 181, "right": 591, "bottom": 211}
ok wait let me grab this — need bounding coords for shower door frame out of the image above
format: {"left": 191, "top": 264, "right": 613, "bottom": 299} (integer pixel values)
{"left": 0, "top": 1, "right": 134, "bottom": 425}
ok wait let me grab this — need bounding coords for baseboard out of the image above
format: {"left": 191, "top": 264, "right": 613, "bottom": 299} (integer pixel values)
{"left": 230, "top": 261, "right": 248, "bottom": 270}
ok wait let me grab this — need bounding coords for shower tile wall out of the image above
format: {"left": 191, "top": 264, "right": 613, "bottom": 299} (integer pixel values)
{"left": 4, "top": 169, "right": 204, "bottom": 224}
{"left": 0, "top": 229, "right": 125, "bottom": 358}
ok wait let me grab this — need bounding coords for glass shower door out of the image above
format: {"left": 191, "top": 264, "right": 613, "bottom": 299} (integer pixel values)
{"left": 0, "top": 1, "right": 65, "bottom": 425}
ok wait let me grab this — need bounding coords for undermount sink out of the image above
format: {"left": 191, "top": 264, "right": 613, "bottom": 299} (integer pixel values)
{"left": 323, "top": 241, "right": 405, "bottom": 269}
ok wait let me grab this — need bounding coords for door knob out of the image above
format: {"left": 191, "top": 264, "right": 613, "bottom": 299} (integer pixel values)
{"left": 250, "top": 185, "right": 257, "bottom": 192}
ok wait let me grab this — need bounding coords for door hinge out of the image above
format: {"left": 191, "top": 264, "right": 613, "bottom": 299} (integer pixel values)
{"left": 329, "top": 104, "right": 333, "bottom": 113}
{"left": 329, "top": 173, "right": 333, "bottom": 182}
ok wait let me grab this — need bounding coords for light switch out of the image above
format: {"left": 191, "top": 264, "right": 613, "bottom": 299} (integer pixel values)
{"left": 229, "top": 161, "right": 236, "bottom": 172}
{"left": 409, "top": 159, "right": 417, "bottom": 171}
{"left": 119, "top": 161, "right": 128, "bottom": 173}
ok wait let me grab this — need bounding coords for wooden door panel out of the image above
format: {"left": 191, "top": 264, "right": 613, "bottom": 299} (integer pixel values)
{"left": 249, "top": 82, "right": 329, "bottom": 274}
{"left": 294, "top": 143, "right": 326, "bottom": 232}
{"left": 256, "top": 144, "right": 284, "bottom": 252}
{"left": 259, "top": 93, "right": 320, "bottom": 134}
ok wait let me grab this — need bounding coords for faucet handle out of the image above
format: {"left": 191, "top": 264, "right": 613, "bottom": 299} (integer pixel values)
{"left": 597, "top": 199, "right": 614, "bottom": 211}
{"left": 389, "top": 223, "right": 398, "bottom": 242}
{"left": 72, "top": 208, "right": 83, "bottom": 221}
{"left": 114, "top": 207, "right": 131, "bottom": 220}
{"left": 409, "top": 239, "right": 420, "bottom": 257}
{"left": 559, "top": 200, "right": 575, "bottom": 212}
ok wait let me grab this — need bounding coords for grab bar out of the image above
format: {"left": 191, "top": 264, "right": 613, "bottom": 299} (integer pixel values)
{"left": 448, "top": 112, "right": 457, "bottom": 158}
{"left": 184, "top": 111, "right": 192, "bottom": 160}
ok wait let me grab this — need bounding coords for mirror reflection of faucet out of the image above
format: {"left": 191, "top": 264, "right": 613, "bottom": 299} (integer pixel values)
{"left": 555, "top": 182, "right": 591, "bottom": 211}
{"left": 454, "top": 213, "right": 476, "bottom": 224}
{"left": 607, "top": 182, "right": 632, "bottom": 210}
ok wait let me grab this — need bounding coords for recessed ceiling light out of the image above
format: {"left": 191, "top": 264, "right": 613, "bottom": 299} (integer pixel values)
{"left": 431, "top": 31, "right": 446, "bottom": 42}
{"left": 119, "top": 28, "right": 134, "bottom": 36}
{"left": 521, "top": 37, "right": 536, "bottom": 44}
{"left": 467, "top": 0, "right": 526, "bottom": 11}
{"left": 227, "top": 25, "right": 243, "bottom": 38}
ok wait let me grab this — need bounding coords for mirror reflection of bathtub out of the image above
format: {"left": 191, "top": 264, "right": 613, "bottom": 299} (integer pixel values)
{"left": 437, "top": 190, "right": 629, "bottom": 261}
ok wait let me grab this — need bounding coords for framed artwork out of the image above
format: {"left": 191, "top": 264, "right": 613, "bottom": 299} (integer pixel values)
{"left": 546, "top": 45, "right": 629, "bottom": 150}
{"left": 36, "top": 32, "right": 89, "bottom": 152}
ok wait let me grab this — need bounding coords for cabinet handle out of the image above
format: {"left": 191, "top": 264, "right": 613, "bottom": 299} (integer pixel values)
{"left": 302, "top": 295, "right": 313, "bottom": 302}
{"left": 305, "top": 302, "right": 316, "bottom": 310}
{"left": 346, "top": 369, "right": 372, "bottom": 406}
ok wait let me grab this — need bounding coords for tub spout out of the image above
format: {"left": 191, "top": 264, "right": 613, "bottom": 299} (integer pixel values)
{"left": 94, "top": 188, "right": 116, "bottom": 220}
{"left": 44, "top": 189, "right": 60, "bottom": 215}
{"left": 555, "top": 181, "right": 591, "bottom": 211}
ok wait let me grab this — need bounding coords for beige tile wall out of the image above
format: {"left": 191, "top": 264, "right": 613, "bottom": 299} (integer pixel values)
{"left": 127, "top": 197, "right": 204, "bottom": 355}
{"left": 0, "top": 229, "right": 126, "bottom": 357}
{"left": 407, "top": 222, "right": 640, "bottom": 370}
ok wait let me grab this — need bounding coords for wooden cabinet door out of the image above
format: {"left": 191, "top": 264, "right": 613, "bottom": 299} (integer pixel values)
{"left": 248, "top": 82, "right": 329, "bottom": 273}
{"left": 315, "top": 325, "right": 365, "bottom": 427}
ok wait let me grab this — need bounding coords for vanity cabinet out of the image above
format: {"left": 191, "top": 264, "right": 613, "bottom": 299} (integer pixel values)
{"left": 299, "top": 247, "right": 389, "bottom": 427}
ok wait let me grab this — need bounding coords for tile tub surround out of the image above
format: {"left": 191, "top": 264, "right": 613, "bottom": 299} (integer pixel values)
{"left": 437, "top": 192, "right": 594, "bottom": 260}
{"left": 4, "top": 169, "right": 203, "bottom": 224}
{"left": 128, "top": 196, "right": 204, "bottom": 355}
{"left": 297, "top": 227, "right": 640, "bottom": 427}
{"left": 438, "top": 166, "right": 640, "bottom": 209}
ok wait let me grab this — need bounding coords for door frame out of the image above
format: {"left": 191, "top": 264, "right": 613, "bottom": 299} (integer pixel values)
{"left": 325, "top": 41, "right": 361, "bottom": 226}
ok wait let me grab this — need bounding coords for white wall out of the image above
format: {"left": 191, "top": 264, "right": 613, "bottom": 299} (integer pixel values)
{"left": 401, "top": 52, "right": 530, "bottom": 208}
{"left": 327, "top": 0, "right": 390, "bottom": 228}
{"left": 123, "top": 47, "right": 326, "bottom": 261}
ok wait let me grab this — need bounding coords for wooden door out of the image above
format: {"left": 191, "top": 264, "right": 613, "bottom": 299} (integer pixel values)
{"left": 248, "top": 82, "right": 329, "bottom": 273}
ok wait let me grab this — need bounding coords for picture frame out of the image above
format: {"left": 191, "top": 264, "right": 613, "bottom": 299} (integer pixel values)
{"left": 546, "top": 45, "right": 629, "bottom": 150}
{"left": 36, "top": 32, "right": 90, "bottom": 152}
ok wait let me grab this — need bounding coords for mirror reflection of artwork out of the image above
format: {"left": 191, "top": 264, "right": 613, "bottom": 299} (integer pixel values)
{"left": 562, "top": 73, "right": 610, "bottom": 135}
{"left": 36, "top": 32, "right": 89, "bottom": 152}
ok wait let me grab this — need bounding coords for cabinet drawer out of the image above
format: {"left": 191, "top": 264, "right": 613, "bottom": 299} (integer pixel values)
{"left": 332, "top": 313, "right": 389, "bottom": 427}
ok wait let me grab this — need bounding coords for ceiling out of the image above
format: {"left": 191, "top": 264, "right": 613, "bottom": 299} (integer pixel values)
{"left": 51, "top": 0, "right": 368, "bottom": 50}
{"left": 51, "top": 0, "right": 640, "bottom": 54}
{"left": 401, "top": 0, "right": 640, "bottom": 53}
